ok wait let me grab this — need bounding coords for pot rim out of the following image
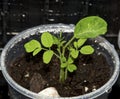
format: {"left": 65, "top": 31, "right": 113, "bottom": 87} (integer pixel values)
{"left": 1, "top": 24, "right": 120, "bottom": 99}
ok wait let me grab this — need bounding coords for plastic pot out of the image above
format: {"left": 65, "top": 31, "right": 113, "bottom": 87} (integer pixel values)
{"left": 117, "top": 31, "right": 120, "bottom": 87}
{"left": 0, "top": 48, "right": 8, "bottom": 86}
{"left": 0, "top": 48, "right": 3, "bottom": 71}
{"left": 118, "top": 31, "right": 120, "bottom": 49}
{"left": 1, "top": 24, "right": 120, "bottom": 99}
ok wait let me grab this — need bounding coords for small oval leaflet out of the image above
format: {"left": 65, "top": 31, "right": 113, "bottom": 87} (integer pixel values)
{"left": 80, "top": 45, "right": 94, "bottom": 55}
{"left": 67, "top": 64, "right": 77, "bottom": 72}
{"left": 77, "top": 38, "right": 87, "bottom": 48}
{"left": 43, "top": 50, "right": 54, "bottom": 64}
{"left": 52, "top": 35, "right": 59, "bottom": 45}
{"left": 41, "top": 32, "right": 54, "bottom": 48}
{"left": 33, "top": 48, "right": 41, "bottom": 56}
{"left": 24, "top": 39, "right": 42, "bottom": 54}
{"left": 68, "top": 57, "right": 74, "bottom": 64}
{"left": 73, "top": 42, "right": 77, "bottom": 49}
{"left": 61, "top": 63, "right": 67, "bottom": 68}
{"left": 70, "top": 48, "right": 79, "bottom": 59}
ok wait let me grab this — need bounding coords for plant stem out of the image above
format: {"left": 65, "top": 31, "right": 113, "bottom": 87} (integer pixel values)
{"left": 65, "top": 68, "right": 68, "bottom": 80}
{"left": 59, "top": 68, "right": 65, "bottom": 83}
{"left": 58, "top": 45, "right": 65, "bottom": 83}
{"left": 53, "top": 52, "right": 60, "bottom": 59}
{"left": 59, "top": 36, "right": 75, "bottom": 83}
{"left": 42, "top": 48, "right": 48, "bottom": 51}
{"left": 63, "top": 36, "right": 75, "bottom": 55}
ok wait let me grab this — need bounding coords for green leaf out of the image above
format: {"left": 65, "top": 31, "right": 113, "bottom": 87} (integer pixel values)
{"left": 24, "top": 39, "right": 42, "bottom": 53}
{"left": 73, "top": 42, "right": 78, "bottom": 49}
{"left": 80, "top": 45, "right": 94, "bottom": 55}
{"left": 74, "top": 16, "right": 107, "bottom": 39}
{"left": 61, "top": 63, "right": 67, "bottom": 68}
{"left": 77, "top": 38, "right": 87, "bottom": 48}
{"left": 43, "top": 50, "right": 53, "bottom": 64}
{"left": 33, "top": 48, "right": 41, "bottom": 56}
{"left": 67, "top": 64, "right": 77, "bottom": 72}
{"left": 41, "top": 32, "right": 54, "bottom": 47}
{"left": 52, "top": 35, "right": 59, "bottom": 44}
{"left": 70, "top": 48, "right": 79, "bottom": 58}
{"left": 61, "top": 55, "right": 66, "bottom": 63}
{"left": 68, "top": 57, "right": 74, "bottom": 64}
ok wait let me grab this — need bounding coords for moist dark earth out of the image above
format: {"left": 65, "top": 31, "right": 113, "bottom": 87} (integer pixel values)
{"left": 8, "top": 51, "right": 111, "bottom": 97}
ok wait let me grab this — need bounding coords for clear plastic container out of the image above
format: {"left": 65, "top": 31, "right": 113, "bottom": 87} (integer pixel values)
{"left": 1, "top": 24, "right": 120, "bottom": 99}
{"left": 118, "top": 31, "right": 120, "bottom": 49}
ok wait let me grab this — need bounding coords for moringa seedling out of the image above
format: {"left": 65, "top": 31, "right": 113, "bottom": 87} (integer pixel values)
{"left": 24, "top": 16, "right": 107, "bottom": 83}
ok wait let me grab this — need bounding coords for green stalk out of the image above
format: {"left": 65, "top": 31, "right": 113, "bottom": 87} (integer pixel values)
{"left": 65, "top": 68, "right": 68, "bottom": 80}
{"left": 63, "top": 36, "right": 75, "bottom": 55}
{"left": 53, "top": 52, "right": 60, "bottom": 59}
{"left": 59, "top": 68, "right": 65, "bottom": 83}
{"left": 59, "top": 36, "right": 75, "bottom": 83}
{"left": 58, "top": 43, "right": 65, "bottom": 83}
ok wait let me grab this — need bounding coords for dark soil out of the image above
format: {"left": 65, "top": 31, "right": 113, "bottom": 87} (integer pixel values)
{"left": 8, "top": 51, "right": 112, "bottom": 97}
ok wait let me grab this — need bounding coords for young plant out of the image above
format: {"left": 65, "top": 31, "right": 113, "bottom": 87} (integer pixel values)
{"left": 24, "top": 16, "right": 107, "bottom": 83}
